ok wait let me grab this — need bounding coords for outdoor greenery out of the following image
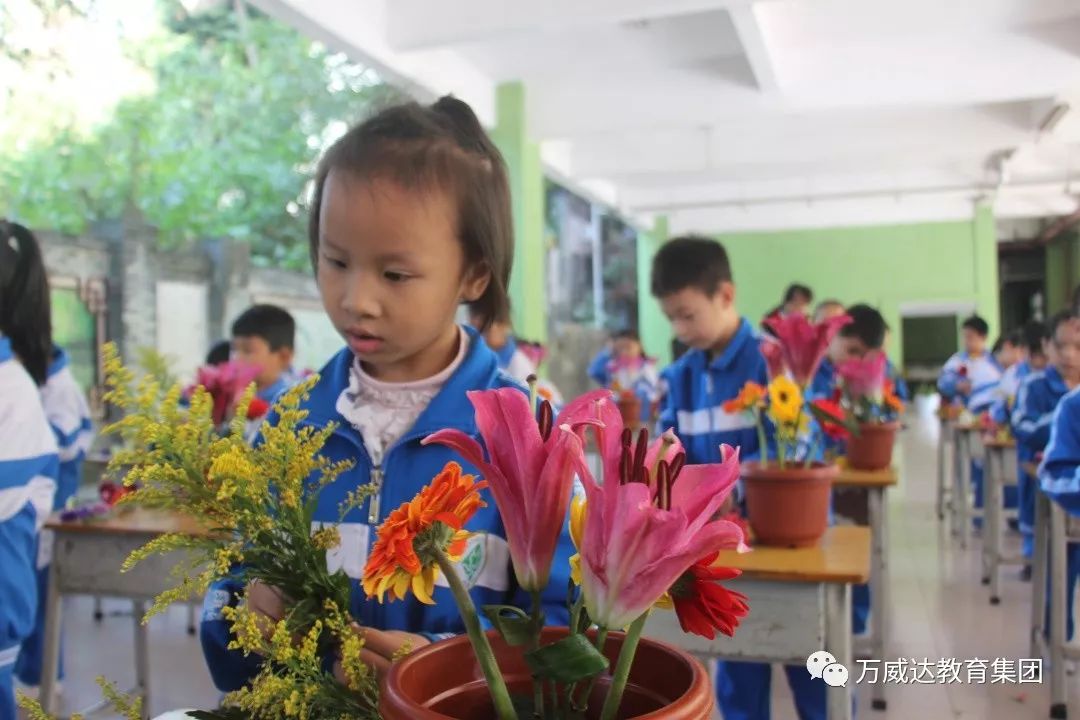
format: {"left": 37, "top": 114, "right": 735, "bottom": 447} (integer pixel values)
{"left": 1, "top": 0, "right": 401, "bottom": 268}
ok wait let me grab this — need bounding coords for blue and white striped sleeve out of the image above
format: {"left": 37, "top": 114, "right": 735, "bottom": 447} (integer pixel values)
{"left": 1040, "top": 389, "right": 1080, "bottom": 515}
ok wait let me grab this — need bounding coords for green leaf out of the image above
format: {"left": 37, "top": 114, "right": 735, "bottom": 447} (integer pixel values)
{"left": 524, "top": 633, "right": 609, "bottom": 684}
{"left": 481, "top": 605, "right": 536, "bottom": 647}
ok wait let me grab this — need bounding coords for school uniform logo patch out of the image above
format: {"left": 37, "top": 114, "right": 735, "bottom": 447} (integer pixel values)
{"left": 459, "top": 534, "right": 487, "bottom": 587}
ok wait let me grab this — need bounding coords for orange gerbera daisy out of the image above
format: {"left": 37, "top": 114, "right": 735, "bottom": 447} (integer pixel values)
{"left": 362, "top": 462, "right": 488, "bottom": 605}
{"left": 723, "top": 381, "right": 767, "bottom": 414}
{"left": 883, "top": 379, "right": 905, "bottom": 413}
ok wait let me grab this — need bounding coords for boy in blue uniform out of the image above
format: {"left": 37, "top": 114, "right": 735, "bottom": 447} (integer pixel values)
{"left": 230, "top": 304, "right": 298, "bottom": 404}
{"left": 813, "top": 301, "right": 908, "bottom": 403}
{"left": 993, "top": 321, "right": 1048, "bottom": 572}
{"left": 939, "top": 315, "right": 1002, "bottom": 525}
{"left": 809, "top": 303, "right": 891, "bottom": 638}
{"left": 651, "top": 236, "right": 822, "bottom": 720}
{"left": 1016, "top": 311, "right": 1080, "bottom": 636}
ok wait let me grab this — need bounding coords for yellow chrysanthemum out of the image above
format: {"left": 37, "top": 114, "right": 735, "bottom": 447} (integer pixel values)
{"left": 767, "top": 376, "right": 803, "bottom": 425}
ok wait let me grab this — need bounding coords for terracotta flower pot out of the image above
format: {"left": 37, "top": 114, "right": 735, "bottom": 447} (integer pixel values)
{"left": 846, "top": 422, "right": 898, "bottom": 471}
{"left": 380, "top": 627, "right": 713, "bottom": 720}
{"left": 742, "top": 462, "right": 837, "bottom": 548}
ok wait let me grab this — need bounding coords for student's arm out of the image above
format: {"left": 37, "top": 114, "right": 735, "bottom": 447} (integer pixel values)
{"left": 587, "top": 348, "right": 612, "bottom": 387}
{"left": 199, "top": 573, "right": 266, "bottom": 691}
{"left": 1012, "top": 380, "right": 1055, "bottom": 451}
{"left": 1040, "top": 391, "right": 1080, "bottom": 515}
{"left": 889, "top": 362, "right": 911, "bottom": 403}
{"left": 656, "top": 368, "right": 678, "bottom": 435}
{"left": 938, "top": 355, "right": 961, "bottom": 399}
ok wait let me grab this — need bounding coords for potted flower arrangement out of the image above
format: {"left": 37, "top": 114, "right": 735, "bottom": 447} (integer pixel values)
{"left": 373, "top": 386, "right": 750, "bottom": 719}
{"left": 834, "top": 351, "right": 905, "bottom": 471}
{"left": 48, "top": 347, "right": 749, "bottom": 720}
{"left": 725, "top": 312, "right": 851, "bottom": 547}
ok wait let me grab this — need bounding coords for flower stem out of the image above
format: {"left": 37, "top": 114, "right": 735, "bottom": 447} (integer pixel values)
{"left": 433, "top": 548, "right": 517, "bottom": 720}
{"left": 754, "top": 410, "right": 768, "bottom": 468}
{"left": 599, "top": 613, "right": 649, "bottom": 720}
{"left": 531, "top": 590, "right": 545, "bottom": 719}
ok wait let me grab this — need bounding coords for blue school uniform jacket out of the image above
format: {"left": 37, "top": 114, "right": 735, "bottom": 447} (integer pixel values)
{"left": 1041, "top": 387, "right": 1080, "bottom": 514}
{"left": 991, "top": 361, "right": 1030, "bottom": 426}
{"left": 1012, "top": 366, "right": 1070, "bottom": 464}
{"left": 588, "top": 347, "right": 613, "bottom": 387}
{"left": 41, "top": 347, "right": 93, "bottom": 509}
{"left": 657, "top": 318, "right": 767, "bottom": 466}
{"left": 200, "top": 326, "right": 577, "bottom": 692}
{"left": 0, "top": 337, "right": 59, "bottom": 669}
{"left": 939, "top": 351, "right": 1002, "bottom": 413}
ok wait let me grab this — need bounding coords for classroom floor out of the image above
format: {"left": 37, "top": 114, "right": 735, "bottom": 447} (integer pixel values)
{"left": 18, "top": 404, "right": 1080, "bottom": 720}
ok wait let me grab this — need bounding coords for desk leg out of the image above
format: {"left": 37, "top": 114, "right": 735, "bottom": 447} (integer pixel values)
{"left": 937, "top": 419, "right": 948, "bottom": 520}
{"left": 988, "top": 447, "right": 1004, "bottom": 604}
{"left": 959, "top": 434, "right": 972, "bottom": 549}
{"left": 1050, "top": 502, "right": 1068, "bottom": 720}
{"left": 187, "top": 602, "right": 197, "bottom": 636}
{"left": 133, "top": 600, "right": 151, "bottom": 720}
{"left": 1032, "top": 491, "right": 1050, "bottom": 659}
{"left": 869, "top": 487, "right": 887, "bottom": 711}
{"left": 825, "top": 583, "right": 853, "bottom": 720}
{"left": 39, "top": 561, "right": 62, "bottom": 715}
{"left": 952, "top": 431, "right": 965, "bottom": 542}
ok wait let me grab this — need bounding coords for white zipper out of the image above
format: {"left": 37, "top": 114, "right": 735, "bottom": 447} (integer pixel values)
{"left": 368, "top": 466, "right": 384, "bottom": 524}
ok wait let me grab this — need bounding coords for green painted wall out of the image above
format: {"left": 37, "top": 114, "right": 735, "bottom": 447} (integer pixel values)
{"left": 709, "top": 212, "right": 1000, "bottom": 363}
{"left": 637, "top": 216, "right": 673, "bottom": 365}
{"left": 492, "top": 82, "right": 547, "bottom": 343}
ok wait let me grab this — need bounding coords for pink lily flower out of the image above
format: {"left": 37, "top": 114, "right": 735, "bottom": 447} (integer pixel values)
{"left": 760, "top": 337, "right": 786, "bottom": 381}
{"left": 763, "top": 312, "right": 852, "bottom": 388}
{"left": 578, "top": 398, "right": 746, "bottom": 630}
{"left": 837, "top": 350, "right": 888, "bottom": 400}
{"left": 423, "top": 388, "right": 608, "bottom": 591}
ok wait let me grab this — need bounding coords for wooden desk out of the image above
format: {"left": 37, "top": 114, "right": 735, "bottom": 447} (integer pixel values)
{"left": 981, "top": 438, "right": 1021, "bottom": 605}
{"left": 645, "top": 526, "right": 871, "bottom": 720}
{"left": 39, "top": 509, "right": 208, "bottom": 718}
{"left": 833, "top": 467, "right": 897, "bottom": 711}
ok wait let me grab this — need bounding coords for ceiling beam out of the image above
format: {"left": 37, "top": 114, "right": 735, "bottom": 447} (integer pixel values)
{"left": 728, "top": 4, "right": 778, "bottom": 93}
{"left": 386, "top": 0, "right": 738, "bottom": 52}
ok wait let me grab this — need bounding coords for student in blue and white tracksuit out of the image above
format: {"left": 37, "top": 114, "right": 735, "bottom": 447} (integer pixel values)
{"left": 15, "top": 346, "right": 93, "bottom": 689}
{"left": 939, "top": 315, "right": 1002, "bottom": 525}
{"left": 0, "top": 220, "right": 60, "bottom": 720}
{"left": 202, "top": 96, "right": 577, "bottom": 691}
{"left": 992, "top": 321, "right": 1048, "bottom": 564}
{"left": 1017, "top": 311, "right": 1080, "bottom": 638}
{"left": 652, "top": 236, "right": 829, "bottom": 720}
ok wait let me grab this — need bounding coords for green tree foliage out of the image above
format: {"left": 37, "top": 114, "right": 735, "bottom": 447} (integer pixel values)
{"left": 1, "top": 0, "right": 402, "bottom": 267}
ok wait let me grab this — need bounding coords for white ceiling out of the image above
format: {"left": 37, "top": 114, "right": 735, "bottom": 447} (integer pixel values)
{"left": 251, "top": 0, "right": 1080, "bottom": 234}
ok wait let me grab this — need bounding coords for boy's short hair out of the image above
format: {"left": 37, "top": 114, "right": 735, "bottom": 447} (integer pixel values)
{"left": 784, "top": 283, "right": 813, "bottom": 304}
{"left": 992, "top": 336, "right": 1006, "bottom": 355}
{"left": 206, "top": 340, "right": 231, "bottom": 366}
{"left": 231, "top": 304, "right": 296, "bottom": 350}
{"left": 650, "top": 236, "right": 732, "bottom": 298}
{"left": 1021, "top": 320, "right": 1046, "bottom": 355}
{"left": 962, "top": 315, "right": 990, "bottom": 338}
{"left": 613, "top": 328, "right": 641, "bottom": 343}
{"left": 838, "top": 304, "right": 886, "bottom": 350}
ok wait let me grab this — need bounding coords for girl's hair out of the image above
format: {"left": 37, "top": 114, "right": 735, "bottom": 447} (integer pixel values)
{"left": 0, "top": 220, "right": 52, "bottom": 385}
{"left": 308, "top": 96, "right": 513, "bottom": 330}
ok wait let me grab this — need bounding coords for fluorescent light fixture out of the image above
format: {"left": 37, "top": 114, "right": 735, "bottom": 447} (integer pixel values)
{"left": 1039, "top": 103, "right": 1070, "bottom": 135}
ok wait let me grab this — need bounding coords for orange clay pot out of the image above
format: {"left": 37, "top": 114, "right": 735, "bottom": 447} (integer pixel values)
{"left": 742, "top": 462, "right": 837, "bottom": 548}
{"left": 845, "top": 422, "right": 898, "bottom": 471}
{"left": 379, "top": 627, "right": 713, "bottom": 720}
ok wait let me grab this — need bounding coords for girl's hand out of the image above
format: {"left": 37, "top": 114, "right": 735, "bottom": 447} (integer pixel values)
{"left": 245, "top": 579, "right": 289, "bottom": 643}
{"left": 332, "top": 624, "right": 430, "bottom": 681}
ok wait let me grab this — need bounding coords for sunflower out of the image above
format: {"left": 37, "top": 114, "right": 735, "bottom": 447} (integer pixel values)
{"left": 723, "top": 381, "right": 767, "bottom": 414}
{"left": 767, "top": 376, "right": 803, "bottom": 425}
{"left": 362, "top": 462, "right": 487, "bottom": 605}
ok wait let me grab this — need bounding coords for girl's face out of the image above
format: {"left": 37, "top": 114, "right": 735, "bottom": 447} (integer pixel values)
{"left": 613, "top": 337, "right": 642, "bottom": 360}
{"left": 317, "top": 172, "right": 490, "bottom": 383}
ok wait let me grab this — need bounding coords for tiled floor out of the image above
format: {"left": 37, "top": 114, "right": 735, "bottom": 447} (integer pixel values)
{"left": 18, "top": 403, "right": 1080, "bottom": 719}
